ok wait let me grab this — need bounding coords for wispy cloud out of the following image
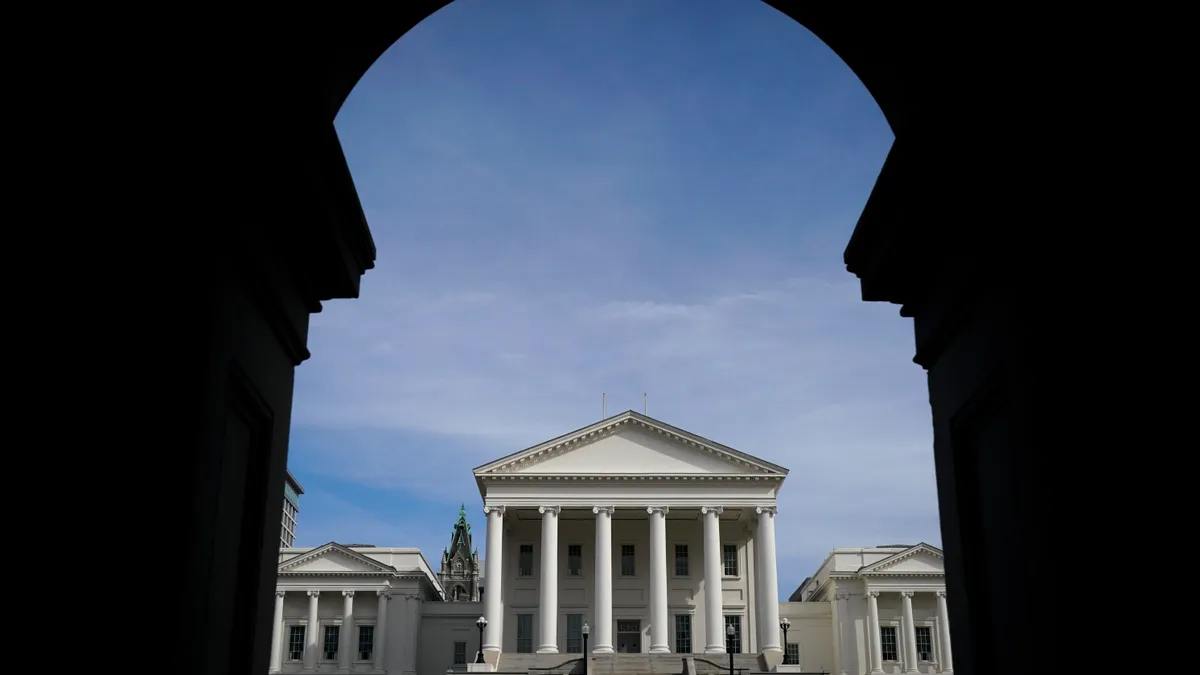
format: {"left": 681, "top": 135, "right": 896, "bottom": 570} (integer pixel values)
{"left": 290, "top": 0, "right": 927, "bottom": 593}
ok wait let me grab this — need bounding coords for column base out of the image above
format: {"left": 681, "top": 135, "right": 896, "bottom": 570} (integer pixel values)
{"left": 869, "top": 669, "right": 885, "bottom": 674}
{"left": 649, "top": 646, "right": 671, "bottom": 654}
{"left": 592, "top": 646, "right": 614, "bottom": 654}
{"left": 761, "top": 646, "right": 784, "bottom": 670}
{"left": 537, "top": 646, "right": 560, "bottom": 654}
{"left": 704, "top": 647, "right": 726, "bottom": 654}
{"left": 482, "top": 647, "right": 502, "bottom": 667}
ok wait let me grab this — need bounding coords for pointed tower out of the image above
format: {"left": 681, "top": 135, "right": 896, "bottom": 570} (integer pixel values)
{"left": 437, "top": 504, "right": 482, "bottom": 602}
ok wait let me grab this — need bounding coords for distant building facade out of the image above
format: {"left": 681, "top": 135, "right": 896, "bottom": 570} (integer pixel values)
{"left": 268, "top": 412, "right": 954, "bottom": 675}
{"left": 437, "top": 504, "right": 482, "bottom": 602}
{"left": 281, "top": 469, "right": 304, "bottom": 548}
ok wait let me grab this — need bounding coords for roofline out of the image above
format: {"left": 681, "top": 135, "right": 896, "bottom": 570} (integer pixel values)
{"left": 285, "top": 469, "right": 305, "bottom": 495}
{"left": 471, "top": 409, "right": 791, "bottom": 475}
{"left": 857, "top": 541, "right": 944, "bottom": 572}
{"left": 278, "top": 543, "right": 445, "bottom": 598}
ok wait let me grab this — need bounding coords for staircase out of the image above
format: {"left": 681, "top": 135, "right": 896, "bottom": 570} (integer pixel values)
{"left": 590, "top": 653, "right": 688, "bottom": 675}
{"left": 498, "top": 653, "right": 585, "bottom": 674}
{"left": 688, "top": 653, "right": 763, "bottom": 675}
{"left": 495, "top": 652, "right": 763, "bottom": 675}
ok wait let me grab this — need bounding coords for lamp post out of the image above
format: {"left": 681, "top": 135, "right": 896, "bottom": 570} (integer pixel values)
{"left": 779, "top": 618, "right": 791, "bottom": 664}
{"left": 476, "top": 616, "right": 488, "bottom": 664}
{"left": 582, "top": 621, "right": 590, "bottom": 655}
{"left": 726, "top": 623, "right": 735, "bottom": 675}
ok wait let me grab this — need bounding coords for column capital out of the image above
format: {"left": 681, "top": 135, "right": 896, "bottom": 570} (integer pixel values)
{"left": 483, "top": 505, "right": 506, "bottom": 517}
{"left": 899, "top": 590, "right": 914, "bottom": 598}
{"left": 592, "top": 506, "right": 615, "bottom": 515}
{"left": 343, "top": 590, "right": 355, "bottom": 598}
{"left": 307, "top": 590, "right": 320, "bottom": 598}
{"left": 755, "top": 505, "right": 778, "bottom": 516}
{"left": 935, "top": 590, "right": 947, "bottom": 598}
{"left": 835, "top": 592, "right": 852, "bottom": 600}
{"left": 276, "top": 590, "right": 286, "bottom": 598}
{"left": 866, "top": 591, "right": 879, "bottom": 599}
{"left": 377, "top": 588, "right": 389, "bottom": 597}
{"left": 646, "top": 506, "right": 670, "bottom": 516}
{"left": 538, "top": 505, "right": 561, "bottom": 515}
{"left": 700, "top": 506, "right": 724, "bottom": 516}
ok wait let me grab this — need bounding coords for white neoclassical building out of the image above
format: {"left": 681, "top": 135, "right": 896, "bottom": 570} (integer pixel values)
{"left": 269, "top": 411, "right": 953, "bottom": 675}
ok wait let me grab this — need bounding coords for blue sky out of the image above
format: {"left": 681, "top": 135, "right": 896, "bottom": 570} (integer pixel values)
{"left": 288, "top": 0, "right": 935, "bottom": 596}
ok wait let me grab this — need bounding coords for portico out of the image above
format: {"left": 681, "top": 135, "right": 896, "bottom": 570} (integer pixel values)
{"left": 471, "top": 411, "right": 790, "bottom": 668}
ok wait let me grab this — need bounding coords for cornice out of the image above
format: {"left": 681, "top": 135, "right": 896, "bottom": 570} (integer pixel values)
{"left": 477, "top": 473, "right": 783, "bottom": 483}
{"left": 858, "top": 542, "right": 943, "bottom": 574}
{"left": 277, "top": 542, "right": 397, "bottom": 574}
{"left": 478, "top": 416, "right": 784, "bottom": 477}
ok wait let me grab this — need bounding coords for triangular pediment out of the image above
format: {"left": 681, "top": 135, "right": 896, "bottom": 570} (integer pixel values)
{"left": 278, "top": 542, "right": 396, "bottom": 575}
{"left": 860, "top": 543, "right": 945, "bottom": 575}
{"left": 473, "top": 411, "right": 788, "bottom": 477}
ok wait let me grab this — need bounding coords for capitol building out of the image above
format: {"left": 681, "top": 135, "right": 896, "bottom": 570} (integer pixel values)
{"left": 269, "top": 411, "right": 951, "bottom": 675}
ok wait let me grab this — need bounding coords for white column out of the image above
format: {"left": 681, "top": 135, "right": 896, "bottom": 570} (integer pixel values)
{"left": 935, "top": 591, "right": 954, "bottom": 673}
{"left": 866, "top": 592, "right": 884, "bottom": 674}
{"left": 900, "top": 591, "right": 919, "bottom": 673}
{"left": 593, "top": 506, "right": 615, "bottom": 654}
{"left": 701, "top": 505, "right": 725, "bottom": 654}
{"left": 339, "top": 590, "right": 355, "bottom": 673}
{"left": 537, "top": 505, "right": 561, "bottom": 654}
{"left": 647, "top": 506, "right": 670, "bottom": 653}
{"left": 834, "top": 592, "right": 851, "bottom": 675}
{"left": 269, "top": 590, "right": 285, "bottom": 673}
{"left": 403, "top": 594, "right": 421, "bottom": 675}
{"left": 374, "top": 589, "right": 389, "bottom": 673}
{"left": 483, "top": 505, "right": 505, "bottom": 659}
{"left": 755, "top": 506, "right": 782, "bottom": 657}
{"left": 304, "top": 590, "right": 320, "bottom": 673}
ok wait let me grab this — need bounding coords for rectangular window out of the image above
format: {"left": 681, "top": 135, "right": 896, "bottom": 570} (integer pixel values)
{"left": 358, "top": 625, "right": 375, "bottom": 661}
{"left": 784, "top": 643, "right": 800, "bottom": 665}
{"left": 322, "top": 624, "right": 340, "bottom": 661}
{"left": 621, "top": 544, "right": 636, "bottom": 576}
{"left": 567, "top": 614, "right": 584, "bottom": 653}
{"left": 674, "top": 544, "right": 689, "bottom": 576}
{"left": 287, "top": 625, "right": 306, "bottom": 660}
{"left": 674, "top": 614, "right": 692, "bottom": 654}
{"left": 880, "top": 626, "right": 898, "bottom": 661}
{"left": 517, "top": 614, "right": 534, "bottom": 653}
{"left": 723, "top": 616, "right": 741, "bottom": 654}
{"left": 722, "top": 544, "right": 738, "bottom": 576}
{"left": 519, "top": 544, "right": 534, "bottom": 577}
{"left": 567, "top": 544, "right": 583, "bottom": 576}
{"left": 453, "top": 641, "right": 467, "bottom": 665}
{"left": 915, "top": 626, "right": 933, "bottom": 661}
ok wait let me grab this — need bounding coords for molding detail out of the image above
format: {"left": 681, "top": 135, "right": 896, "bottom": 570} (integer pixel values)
{"left": 472, "top": 412, "right": 789, "bottom": 477}
{"left": 593, "top": 506, "right": 615, "bottom": 515}
{"left": 646, "top": 506, "right": 670, "bottom": 516}
{"left": 538, "top": 505, "right": 561, "bottom": 516}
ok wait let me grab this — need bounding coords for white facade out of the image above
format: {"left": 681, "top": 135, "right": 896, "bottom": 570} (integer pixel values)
{"left": 269, "top": 412, "right": 953, "bottom": 675}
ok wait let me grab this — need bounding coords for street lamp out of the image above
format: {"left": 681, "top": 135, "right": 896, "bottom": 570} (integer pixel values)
{"left": 582, "top": 621, "right": 590, "bottom": 655}
{"left": 726, "top": 623, "right": 735, "bottom": 675}
{"left": 779, "top": 618, "right": 791, "bottom": 664}
{"left": 475, "top": 616, "right": 488, "bottom": 664}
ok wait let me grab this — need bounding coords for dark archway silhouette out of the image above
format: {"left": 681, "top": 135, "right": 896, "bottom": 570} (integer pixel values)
{"left": 176, "top": 4, "right": 1038, "bottom": 675}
